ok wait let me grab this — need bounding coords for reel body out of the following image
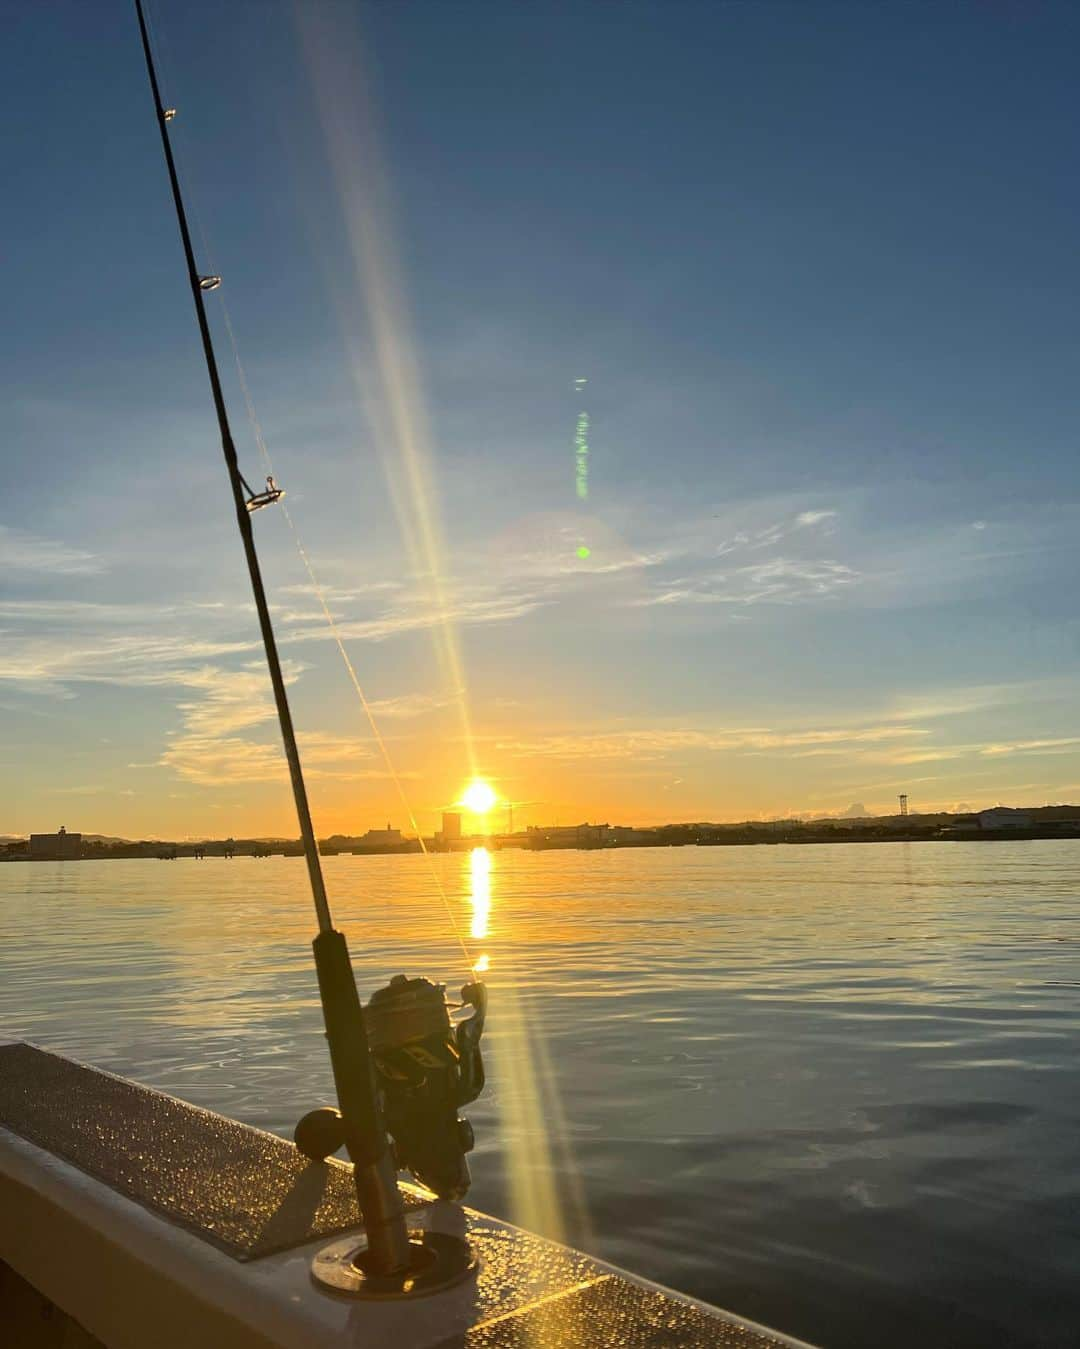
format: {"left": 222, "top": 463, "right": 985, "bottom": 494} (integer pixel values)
{"left": 296, "top": 974, "right": 487, "bottom": 1201}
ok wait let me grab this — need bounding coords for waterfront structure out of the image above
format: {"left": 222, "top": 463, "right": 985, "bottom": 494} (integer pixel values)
{"left": 358, "top": 825, "right": 403, "bottom": 848}
{"left": 440, "top": 812, "right": 462, "bottom": 842}
{"left": 28, "top": 826, "right": 81, "bottom": 860}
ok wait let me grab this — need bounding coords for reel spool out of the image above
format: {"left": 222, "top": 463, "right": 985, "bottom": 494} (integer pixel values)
{"left": 296, "top": 975, "right": 487, "bottom": 1201}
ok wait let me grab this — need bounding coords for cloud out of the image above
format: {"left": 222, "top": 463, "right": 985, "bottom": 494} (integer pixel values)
{"left": 0, "top": 631, "right": 259, "bottom": 691}
{"left": 737, "top": 557, "right": 858, "bottom": 598}
{"left": 0, "top": 576, "right": 539, "bottom": 790}
{"left": 0, "top": 526, "right": 103, "bottom": 576}
{"left": 585, "top": 503, "right": 858, "bottom": 610}
{"left": 0, "top": 599, "right": 444, "bottom": 786}
{"left": 839, "top": 731, "right": 1080, "bottom": 767}
{"left": 868, "top": 747, "right": 965, "bottom": 765}
{"left": 159, "top": 730, "right": 393, "bottom": 787}
{"left": 283, "top": 590, "right": 549, "bottom": 646}
{"left": 275, "top": 607, "right": 344, "bottom": 624}
{"left": 159, "top": 736, "right": 284, "bottom": 786}
{"left": 883, "top": 683, "right": 1025, "bottom": 723}
{"left": 979, "top": 736, "right": 1080, "bottom": 757}
{"left": 0, "top": 605, "right": 289, "bottom": 787}
{"left": 364, "top": 691, "right": 460, "bottom": 719}
{"left": 279, "top": 580, "right": 403, "bottom": 601}
{"left": 147, "top": 665, "right": 413, "bottom": 786}
{"left": 632, "top": 556, "right": 859, "bottom": 608}
{"left": 495, "top": 723, "right": 926, "bottom": 762}
{"left": 0, "top": 646, "right": 247, "bottom": 699}
{"left": 592, "top": 495, "right": 1080, "bottom": 623}
{"left": 157, "top": 665, "right": 387, "bottom": 784}
{"left": 496, "top": 537, "right": 675, "bottom": 582}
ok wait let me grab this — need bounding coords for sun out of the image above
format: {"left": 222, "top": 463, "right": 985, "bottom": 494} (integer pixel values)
{"left": 461, "top": 780, "right": 497, "bottom": 815}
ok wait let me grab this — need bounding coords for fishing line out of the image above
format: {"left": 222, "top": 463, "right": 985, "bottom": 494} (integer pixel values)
{"left": 147, "top": 4, "right": 476, "bottom": 978}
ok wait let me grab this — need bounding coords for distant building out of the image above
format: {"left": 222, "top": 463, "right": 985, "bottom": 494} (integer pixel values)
{"left": 606, "top": 825, "right": 655, "bottom": 845}
{"left": 977, "top": 808, "right": 1033, "bottom": 831}
{"left": 440, "top": 812, "right": 462, "bottom": 842}
{"left": 358, "top": 825, "right": 403, "bottom": 848}
{"left": 29, "top": 826, "right": 82, "bottom": 860}
{"left": 526, "top": 823, "right": 610, "bottom": 849}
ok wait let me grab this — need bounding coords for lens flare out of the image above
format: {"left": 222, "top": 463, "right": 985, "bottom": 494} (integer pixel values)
{"left": 295, "top": 6, "right": 479, "bottom": 782}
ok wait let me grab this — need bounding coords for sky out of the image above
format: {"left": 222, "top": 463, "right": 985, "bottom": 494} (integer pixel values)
{"left": 3, "top": 0, "right": 1080, "bottom": 839}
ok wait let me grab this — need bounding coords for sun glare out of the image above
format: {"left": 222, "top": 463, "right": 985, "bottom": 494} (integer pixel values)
{"left": 461, "top": 780, "right": 497, "bottom": 815}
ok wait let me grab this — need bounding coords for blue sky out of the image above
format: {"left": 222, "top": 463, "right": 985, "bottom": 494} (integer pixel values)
{"left": 4, "top": 0, "right": 1080, "bottom": 837}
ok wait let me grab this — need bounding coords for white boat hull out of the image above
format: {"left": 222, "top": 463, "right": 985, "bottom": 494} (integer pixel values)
{"left": 0, "top": 1043, "right": 815, "bottom": 1348}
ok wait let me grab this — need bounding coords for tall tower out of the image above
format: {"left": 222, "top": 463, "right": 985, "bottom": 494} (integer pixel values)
{"left": 898, "top": 794, "right": 909, "bottom": 817}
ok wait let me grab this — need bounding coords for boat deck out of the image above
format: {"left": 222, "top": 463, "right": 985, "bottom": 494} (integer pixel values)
{"left": 0, "top": 1042, "right": 428, "bottom": 1260}
{"left": 0, "top": 1043, "right": 814, "bottom": 1349}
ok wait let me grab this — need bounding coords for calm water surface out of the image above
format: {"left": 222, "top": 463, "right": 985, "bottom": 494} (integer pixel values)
{"left": 2, "top": 842, "right": 1078, "bottom": 1348}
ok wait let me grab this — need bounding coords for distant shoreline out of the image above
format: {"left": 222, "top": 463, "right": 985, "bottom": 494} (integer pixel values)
{"left": 4, "top": 825, "right": 1080, "bottom": 862}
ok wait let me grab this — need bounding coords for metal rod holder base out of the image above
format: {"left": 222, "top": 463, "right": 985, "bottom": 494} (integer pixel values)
{"left": 311, "top": 1226, "right": 478, "bottom": 1300}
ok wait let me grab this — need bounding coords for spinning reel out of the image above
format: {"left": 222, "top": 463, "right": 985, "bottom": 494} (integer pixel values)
{"left": 295, "top": 974, "right": 487, "bottom": 1200}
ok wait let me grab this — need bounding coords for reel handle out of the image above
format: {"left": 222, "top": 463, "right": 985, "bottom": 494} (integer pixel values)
{"left": 455, "top": 981, "right": 487, "bottom": 1106}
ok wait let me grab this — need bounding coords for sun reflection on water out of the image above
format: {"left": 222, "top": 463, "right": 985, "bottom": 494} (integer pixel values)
{"left": 462, "top": 846, "right": 594, "bottom": 1259}
{"left": 470, "top": 846, "right": 491, "bottom": 944}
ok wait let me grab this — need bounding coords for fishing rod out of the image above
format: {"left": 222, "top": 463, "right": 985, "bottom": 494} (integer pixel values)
{"left": 132, "top": 0, "right": 486, "bottom": 1293}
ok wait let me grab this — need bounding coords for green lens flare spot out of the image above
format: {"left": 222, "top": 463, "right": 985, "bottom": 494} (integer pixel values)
{"left": 576, "top": 545, "right": 591, "bottom": 559}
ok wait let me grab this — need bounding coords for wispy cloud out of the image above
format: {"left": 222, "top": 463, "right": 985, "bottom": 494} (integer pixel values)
{"left": 620, "top": 507, "right": 857, "bottom": 609}
{"left": 0, "top": 632, "right": 259, "bottom": 690}
{"left": 279, "top": 580, "right": 403, "bottom": 601}
{"left": 495, "top": 723, "right": 926, "bottom": 762}
{"left": 633, "top": 557, "right": 858, "bottom": 608}
{"left": 830, "top": 732, "right": 1080, "bottom": 768}
{"left": 152, "top": 660, "right": 392, "bottom": 785}
{"left": 882, "top": 683, "right": 1026, "bottom": 723}
{"left": 0, "top": 526, "right": 103, "bottom": 576}
{"left": 979, "top": 736, "right": 1080, "bottom": 757}
{"left": 283, "top": 590, "right": 549, "bottom": 646}
{"left": 364, "top": 691, "right": 460, "bottom": 719}
{"left": 159, "top": 727, "right": 394, "bottom": 786}
{"left": 0, "top": 587, "right": 465, "bottom": 787}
